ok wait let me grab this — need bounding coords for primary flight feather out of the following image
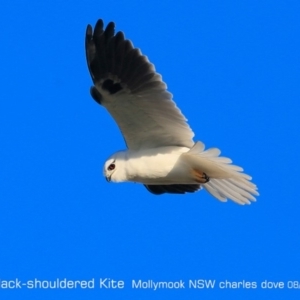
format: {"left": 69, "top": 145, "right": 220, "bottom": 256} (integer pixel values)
{"left": 85, "top": 19, "right": 259, "bottom": 204}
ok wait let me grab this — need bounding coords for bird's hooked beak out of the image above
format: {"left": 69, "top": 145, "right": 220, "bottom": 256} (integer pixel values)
{"left": 105, "top": 175, "right": 111, "bottom": 182}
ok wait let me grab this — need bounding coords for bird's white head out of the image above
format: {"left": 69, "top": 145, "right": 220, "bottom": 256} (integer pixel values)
{"left": 103, "top": 151, "right": 127, "bottom": 183}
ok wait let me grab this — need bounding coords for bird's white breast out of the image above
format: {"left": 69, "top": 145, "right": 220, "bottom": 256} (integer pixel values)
{"left": 124, "top": 146, "right": 190, "bottom": 183}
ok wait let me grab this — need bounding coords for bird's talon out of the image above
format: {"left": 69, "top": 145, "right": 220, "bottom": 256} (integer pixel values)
{"left": 203, "top": 173, "right": 209, "bottom": 183}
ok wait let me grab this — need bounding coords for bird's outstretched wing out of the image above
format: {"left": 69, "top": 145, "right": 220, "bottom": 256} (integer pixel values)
{"left": 85, "top": 19, "right": 194, "bottom": 150}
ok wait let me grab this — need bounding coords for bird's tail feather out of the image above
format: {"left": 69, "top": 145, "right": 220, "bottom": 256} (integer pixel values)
{"left": 183, "top": 141, "right": 259, "bottom": 204}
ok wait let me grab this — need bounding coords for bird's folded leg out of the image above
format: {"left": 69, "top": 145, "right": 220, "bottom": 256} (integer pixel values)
{"left": 192, "top": 169, "right": 210, "bottom": 184}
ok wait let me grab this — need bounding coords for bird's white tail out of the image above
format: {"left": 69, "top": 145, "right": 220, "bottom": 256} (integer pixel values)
{"left": 182, "top": 141, "right": 259, "bottom": 205}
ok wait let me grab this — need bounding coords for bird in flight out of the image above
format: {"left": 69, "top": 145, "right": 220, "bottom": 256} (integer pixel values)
{"left": 85, "top": 19, "right": 258, "bottom": 204}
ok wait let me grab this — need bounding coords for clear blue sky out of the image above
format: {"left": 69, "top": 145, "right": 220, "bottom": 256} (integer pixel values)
{"left": 1, "top": 0, "right": 300, "bottom": 299}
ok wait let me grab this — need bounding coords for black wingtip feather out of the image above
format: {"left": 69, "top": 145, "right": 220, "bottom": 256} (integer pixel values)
{"left": 94, "top": 19, "right": 104, "bottom": 37}
{"left": 86, "top": 24, "right": 93, "bottom": 38}
{"left": 104, "top": 21, "right": 115, "bottom": 40}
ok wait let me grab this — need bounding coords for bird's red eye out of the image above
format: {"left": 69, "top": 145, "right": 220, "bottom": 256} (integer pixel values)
{"left": 108, "top": 163, "right": 115, "bottom": 171}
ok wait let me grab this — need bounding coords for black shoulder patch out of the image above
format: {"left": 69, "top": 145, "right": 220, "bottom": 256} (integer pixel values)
{"left": 102, "top": 79, "right": 123, "bottom": 94}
